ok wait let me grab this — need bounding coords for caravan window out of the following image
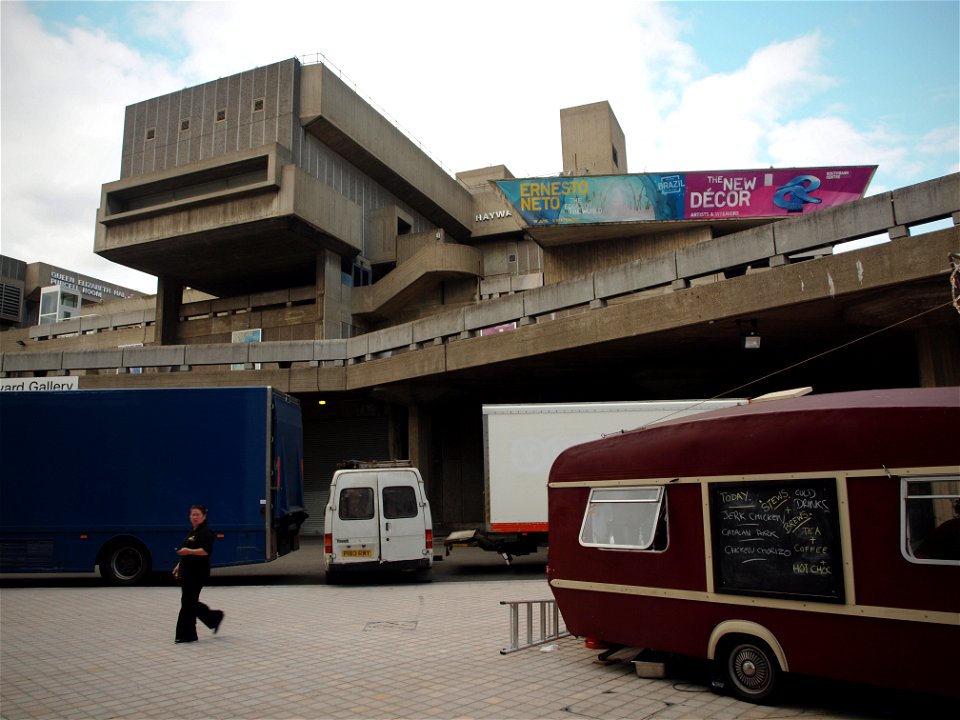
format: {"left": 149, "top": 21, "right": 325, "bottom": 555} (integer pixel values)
{"left": 579, "top": 486, "right": 666, "bottom": 550}
{"left": 903, "top": 475, "right": 960, "bottom": 564}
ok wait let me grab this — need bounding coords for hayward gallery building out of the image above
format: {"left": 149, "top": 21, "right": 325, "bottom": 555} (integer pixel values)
{"left": 1, "top": 57, "right": 957, "bottom": 535}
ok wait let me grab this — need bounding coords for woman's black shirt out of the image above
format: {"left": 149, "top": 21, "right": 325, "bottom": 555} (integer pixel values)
{"left": 180, "top": 521, "right": 215, "bottom": 582}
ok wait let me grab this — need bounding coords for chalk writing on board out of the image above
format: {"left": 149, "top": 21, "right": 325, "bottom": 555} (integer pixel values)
{"left": 711, "top": 479, "right": 844, "bottom": 602}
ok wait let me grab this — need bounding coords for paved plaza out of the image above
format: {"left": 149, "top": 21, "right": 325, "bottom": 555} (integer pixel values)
{"left": 0, "top": 568, "right": 947, "bottom": 720}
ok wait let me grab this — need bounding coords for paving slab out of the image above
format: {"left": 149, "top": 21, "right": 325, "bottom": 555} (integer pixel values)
{"left": 0, "top": 576, "right": 944, "bottom": 719}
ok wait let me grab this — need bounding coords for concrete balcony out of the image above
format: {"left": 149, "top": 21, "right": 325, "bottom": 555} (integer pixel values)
{"left": 95, "top": 146, "right": 362, "bottom": 298}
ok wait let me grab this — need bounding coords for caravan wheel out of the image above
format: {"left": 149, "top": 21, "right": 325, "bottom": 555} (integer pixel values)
{"left": 722, "top": 638, "right": 779, "bottom": 703}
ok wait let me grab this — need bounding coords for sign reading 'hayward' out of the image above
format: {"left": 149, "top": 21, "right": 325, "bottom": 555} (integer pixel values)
{"left": 495, "top": 165, "right": 876, "bottom": 226}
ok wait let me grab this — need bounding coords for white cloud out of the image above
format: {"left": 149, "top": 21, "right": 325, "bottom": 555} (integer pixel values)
{"left": 631, "top": 34, "right": 835, "bottom": 171}
{"left": 768, "top": 117, "right": 906, "bottom": 171}
{"left": 0, "top": 2, "right": 183, "bottom": 292}
{"left": 1, "top": 1, "right": 955, "bottom": 295}
{"left": 918, "top": 125, "right": 960, "bottom": 175}
{"left": 146, "top": 0, "right": 701, "bottom": 177}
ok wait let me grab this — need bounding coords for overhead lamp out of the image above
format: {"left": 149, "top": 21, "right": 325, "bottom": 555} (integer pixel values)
{"left": 738, "top": 320, "right": 761, "bottom": 350}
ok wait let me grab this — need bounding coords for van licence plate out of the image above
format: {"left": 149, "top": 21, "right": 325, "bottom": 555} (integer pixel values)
{"left": 341, "top": 549, "right": 373, "bottom": 558}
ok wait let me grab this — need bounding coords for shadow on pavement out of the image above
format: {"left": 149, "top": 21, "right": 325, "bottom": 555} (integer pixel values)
{"left": 0, "top": 539, "right": 548, "bottom": 588}
{"left": 588, "top": 650, "right": 953, "bottom": 720}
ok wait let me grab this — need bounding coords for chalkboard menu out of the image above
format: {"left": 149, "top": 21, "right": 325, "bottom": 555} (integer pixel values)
{"left": 710, "top": 479, "right": 845, "bottom": 603}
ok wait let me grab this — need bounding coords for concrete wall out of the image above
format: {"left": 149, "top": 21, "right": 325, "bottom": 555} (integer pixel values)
{"left": 299, "top": 62, "right": 475, "bottom": 240}
{"left": 6, "top": 174, "right": 958, "bottom": 384}
{"left": 121, "top": 59, "right": 298, "bottom": 179}
{"left": 284, "top": 165, "right": 364, "bottom": 253}
{"left": 458, "top": 165, "right": 525, "bottom": 239}
{"left": 3, "top": 227, "right": 957, "bottom": 393}
{"left": 476, "top": 237, "right": 543, "bottom": 280}
{"left": 543, "top": 227, "right": 711, "bottom": 284}
{"left": 560, "top": 101, "right": 628, "bottom": 176}
{"left": 368, "top": 205, "right": 416, "bottom": 264}
{"left": 295, "top": 128, "right": 437, "bottom": 256}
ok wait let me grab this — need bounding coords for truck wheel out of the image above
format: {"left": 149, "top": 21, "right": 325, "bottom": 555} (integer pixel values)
{"left": 721, "top": 638, "right": 779, "bottom": 703}
{"left": 101, "top": 540, "right": 151, "bottom": 585}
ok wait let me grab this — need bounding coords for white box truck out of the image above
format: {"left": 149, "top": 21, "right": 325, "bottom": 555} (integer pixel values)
{"left": 444, "top": 400, "right": 745, "bottom": 561}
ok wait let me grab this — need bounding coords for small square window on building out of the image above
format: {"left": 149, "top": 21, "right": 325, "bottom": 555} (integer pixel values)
{"left": 253, "top": 98, "right": 264, "bottom": 112}
{"left": 180, "top": 118, "right": 190, "bottom": 132}
{"left": 145, "top": 127, "right": 156, "bottom": 141}
{"left": 216, "top": 108, "right": 226, "bottom": 122}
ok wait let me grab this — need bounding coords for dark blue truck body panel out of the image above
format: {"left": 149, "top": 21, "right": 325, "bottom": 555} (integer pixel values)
{"left": 0, "top": 386, "right": 307, "bottom": 583}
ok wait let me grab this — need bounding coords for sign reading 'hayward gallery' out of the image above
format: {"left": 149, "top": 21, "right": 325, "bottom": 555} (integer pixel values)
{"left": 495, "top": 165, "right": 877, "bottom": 226}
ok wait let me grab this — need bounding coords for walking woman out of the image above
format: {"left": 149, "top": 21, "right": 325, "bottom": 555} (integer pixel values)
{"left": 173, "top": 504, "right": 224, "bottom": 643}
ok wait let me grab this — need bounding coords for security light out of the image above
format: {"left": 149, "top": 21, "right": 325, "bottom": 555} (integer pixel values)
{"left": 738, "top": 320, "right": 761, "bottom": 350}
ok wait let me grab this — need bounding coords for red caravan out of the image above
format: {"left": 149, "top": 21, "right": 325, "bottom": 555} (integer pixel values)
{"left": 547, "top": 387, "right": 960, "bottom": 703}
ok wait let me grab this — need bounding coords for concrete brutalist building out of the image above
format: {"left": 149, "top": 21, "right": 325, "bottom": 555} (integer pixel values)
{"left": 2, "top": 57, "right": 958, "bottom": 534}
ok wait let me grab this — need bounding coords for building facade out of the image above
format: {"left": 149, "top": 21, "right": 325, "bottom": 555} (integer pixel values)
{"left": 3, "top": 57, "right": 958, "bottom": 535}
{"left": 0, "top": 256, "right": 144, "bottom": 330}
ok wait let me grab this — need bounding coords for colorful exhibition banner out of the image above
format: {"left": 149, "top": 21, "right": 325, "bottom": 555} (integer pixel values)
{"left": 495, "top": 166, "right": 877, "bottom": 226}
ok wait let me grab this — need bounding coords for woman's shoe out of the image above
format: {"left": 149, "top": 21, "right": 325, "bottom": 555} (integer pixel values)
{"left": 175, "top": 638, "right": 197, "bottom": 644}
{"left": 212, "top": 611, "right": 225, "bottom": 634}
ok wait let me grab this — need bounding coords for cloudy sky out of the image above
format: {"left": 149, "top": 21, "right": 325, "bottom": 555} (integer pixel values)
{"left": 2, "top": 0, "right": 957, "bottom": 294}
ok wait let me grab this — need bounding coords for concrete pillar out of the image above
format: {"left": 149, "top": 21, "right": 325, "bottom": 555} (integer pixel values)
{"left": 155, "top": 276, "right": 184, "bottom": 346}
{"left": 315, "top": 252, "right": 326, "bottom": 340}
{"left": 315, "top": 250, "right": 343, "bottom": 340}
{"left": 408, "top": 405, "right": 433, "bottom": 491}
{"left": 915, "top": 324, "right": 960, "bottom": 387}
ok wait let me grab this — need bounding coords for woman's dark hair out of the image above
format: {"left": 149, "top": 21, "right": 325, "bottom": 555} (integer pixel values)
{"left": 191, "top": 504, "right": 208, "bottom": 515}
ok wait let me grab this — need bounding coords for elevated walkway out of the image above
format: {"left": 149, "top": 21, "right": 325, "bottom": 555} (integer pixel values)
{"left": 3, "top": 174, "right": 958, "bottom": 391}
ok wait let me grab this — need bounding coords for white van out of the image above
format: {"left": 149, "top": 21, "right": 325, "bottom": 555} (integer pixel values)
{"left": 323, "top": 460, "right": 434, "bottom": 581}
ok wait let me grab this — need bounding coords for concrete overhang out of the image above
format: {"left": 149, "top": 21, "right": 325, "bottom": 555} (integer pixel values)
{"left": 98, "top": 144, "right": 284, "bottom": 226}
{"left": 464, "top": 178, "right": 780, "bottom": 244}
{"left": 95, "top": 146, "right": 363, "bottom": 297}
{"left": 352, "top": 243, "right": 482, "bottom": 321}
{"left": 520, "top": 217, "right": 777, "bottom": 246}
{"left": 298, "top": 63, "right": 475, "bottom": 241}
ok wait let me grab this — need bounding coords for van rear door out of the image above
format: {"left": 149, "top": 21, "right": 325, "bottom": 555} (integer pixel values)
{"left": 332, "top": 471, "right": 381, "bottom": 563}
{"left": 379, "top": 470, "right": 427, "bottom": 563}
{"left": 330, "top": 469, "right": 428, "bottom": 565}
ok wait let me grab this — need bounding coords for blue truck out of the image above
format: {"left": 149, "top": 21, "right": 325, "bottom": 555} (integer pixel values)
{"left": 0, "top": 386, "right": 308, "bottom": 584}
